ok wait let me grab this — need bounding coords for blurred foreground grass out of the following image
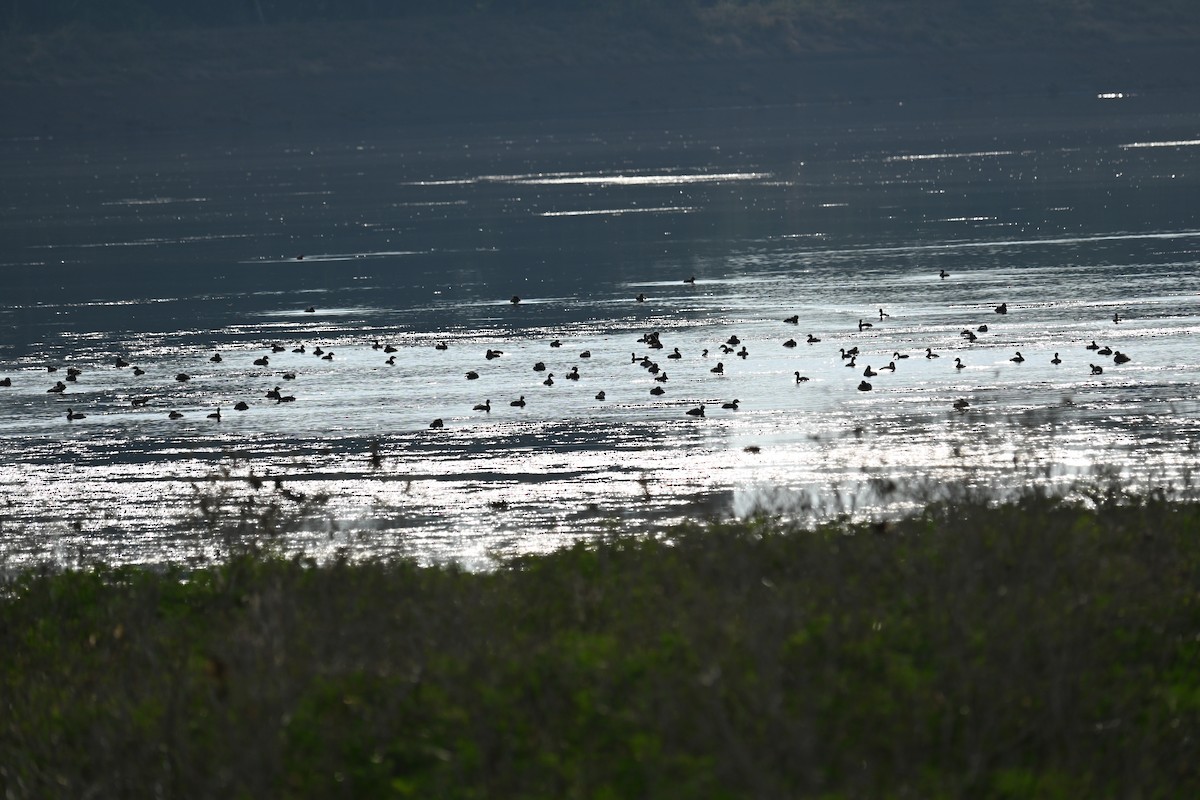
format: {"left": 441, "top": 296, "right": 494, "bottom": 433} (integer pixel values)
{"left": 3, "top": 486, "right": 1200, "bottom": 798}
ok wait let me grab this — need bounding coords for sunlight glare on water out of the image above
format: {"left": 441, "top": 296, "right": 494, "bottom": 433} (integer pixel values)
{"left": 2, "top": 96, "right": 1199, "bottom": 568}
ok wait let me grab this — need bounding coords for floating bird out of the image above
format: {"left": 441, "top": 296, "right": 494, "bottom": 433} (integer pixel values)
{"left": 266, "top": 386, "right": 282, "bottom": 400}
{"left": 595, "top": 391, "right": 606, "bottom": 400}
{"left": 858, "top": 381, "right": 873, "bottom": 391}
{"left": 176, "top": 373, "right": 190, "bottom": 382}
{"left": 234, "top": 401, "right": 250, "bottom": 411}
{"left": 1086, "top": 340, "right": 1100, "bottom": 350}
{"left": 892, "top": 351, "right": 909, "bottom": 360}
{"left": 879, "top": 308, "right": 890, "bottom": 320}
{"left": 510, "top": 295, "right": 521, "bottom": 305}
{"left": 168, "top": 411, "right": 184, "bottom": 419}
{"left": 783, "top": 315, "right": 799, "bottom": 325}
{"left": 654, "top": 371, "right": 668, "bottom": 383}
{"left": 435, "top": 342, "right": 449, "bottom": 351}
{"left": 253, "top": 355, "right": 269, "bottom": 366}
{"left": 565, "top": 366, "right": 580, "bottom": 380}
{"left": 132, "top": 367, "right": 145, "bottom": 376}
{"left": 550, "top": 340, "right": 562, "bottom": 348}
{"left": 579, "top": 350, "right": 591, "bottom": 359}
{"left": 473, "top": 399, "right": 491, "bottom": 412}
{"left": 667, "top": 347, "right": 682, "bottom": 359}
{"left": 962, "top": 329, "right": 978, "bottom": 342}
{"left": 282, "top": 371, "right": 296, "bottom": 380}
{"left": 304, "top": 306, "right": 315, "bottom": 313}
{"left": 650, "top": 386, "right": 665, "bottom": 396}
{"left": 683, "top": 276, "right": 696, "bottom": 284}
{"left": 372, "top": 340, "right": 382, "bottom": 350}
{"left": 881, "top": 361, "right": 896, "bottom": 372}
{"left": 1113, "top": 312, "right": 1122, "bottom": 324}
{"left": 794, "top": 372, "right": 810, "bottom": 383}
{"left": 953, "top": 398, "right": 970, "bottom": 411}
{"left": 543, "top": 373, "right": 555, "bottom": 386}
{"left": 131, "top": 396, "right": 150, "bottom": 407}
{"left": 0, "top": 377, "right": 10, "bottom": 387}
{"left": 272, "top": 344, "right": 286, "bottom": 353}
{"left": 863, "top": 365, "right": 877, "bottom": 377}
{"left": 710, "top": 362, "right": 724, "bottom": 374}
{"left": 510, "top": 396, "right": 526, "bottom": 408}
{"left": 385, "top": 356, "right": 396, "bottom": 365}
{"left": 66, "top": 408, "right": 86, "bottom": 421}
{"left": 1090, "top": 364, "right": 1104, "bottom": 375}
{"left": 465, "top": 371, "right": 479, "bottom": 380}
{"left": 977, "top": 324, "right": 988, "bottom": 333}
{"left": 1113, "top": 351, "right": 1131, "bottom": 364}
{"left": 636, "top": 293, "right": 646, "bottom": 302}
{"left": 722, "top": 399, "right": 740, "bottom": 410}
{"left": 727, "top": 335, "right": 740, "bottom": 345}
{"left": 210, "top": 352, "right": 223, "bottom": 362}
{"left": 783, "top": 339, "right": 797, "bottom": 348}
{"left": 321, "top": 352, "right": 334, "bottom": 361}
{"left": 486, "top": 349, "right": 503, "bottom": 360}
{"left": 533, "top": 362, "right": 546, "bottom": 372}
{"left": 1097, "top": 345, "right": 1113, "bottom": 356}
{"left": 807, "top": 334, "right": 821, "bottom": 344}
{"left": 384, "top": 344, "right": 398, "bottom": 354}
{"left": 313, "top": 347, "right": 324, "bottom": 356}
{"left": 1051, "top": 353, "right": 1062, "bottom": 365}
{"left": 737, "top": 347, "right": 749, "bottom": 359}
{"left": 845, "top": 356, "right": 857, "bottom": 368}
{"left": 686, "top": 404, "right": 705, "bottom": 417}
{"left": 939, "top": 269, "right": 949, "bottom": 279}
{"left": 1010, "top": 351, "right": 1025, "bottom": 363}
{"left": 954, "top": 357, "right": 966, "bottom": 370}
{"left": 207, "top": 407, "right": 222, "bottom": 420}
{"left": 925, "top": 348, "right": 939, "bottom": 359}
{"left": 278, "top": 396, "right": 297, "bottom": 407}
{"left": 48, "top": 381, "right": 66, "bottom": 393}
{"left": 429, "top": 418, "right": 444, "bottom": 429}
{"left": 995, "top": 302, "right": 1008, "bottom": 314}
{"left": 293, "top": 345, "right": 305, "bottom": 353}
{"left": 115, "top": 357, "right": 129, "bottom": 368}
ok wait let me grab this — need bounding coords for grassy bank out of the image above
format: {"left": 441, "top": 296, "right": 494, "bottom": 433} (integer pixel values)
{"left": 3, "top": 489, "right": 1200, "bottom": 797}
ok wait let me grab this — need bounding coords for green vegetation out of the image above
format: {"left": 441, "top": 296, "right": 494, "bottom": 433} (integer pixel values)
{"left": 4, "top": 486, "right": 1200, "bottom": 797}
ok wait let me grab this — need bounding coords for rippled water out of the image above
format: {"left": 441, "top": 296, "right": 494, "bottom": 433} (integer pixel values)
{"left": 2, "top": 92, "right": 1199, "bottom": 568}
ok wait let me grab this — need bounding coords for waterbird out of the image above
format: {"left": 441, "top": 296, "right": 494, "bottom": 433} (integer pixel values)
{"left": 510, "top": 396, "right": 526, "bottom": 408}
{"left": 384, "top": 344, "right": 397, "bottom": 354}
{"left": 683, "top": 276, "right": 696, "bottom": 284}
{"left": 266, "top": 387, "right": 282, "bottom": 400}
{"left": 234, "top": 401, "right": 249, "bottom": 411}
{"left": 995, "top": 302, "right": 1008, "bottom": 314}
{"left": 1010, "top": 351, "right": 1025, "bottom": 363}
{"left": 954, "top": 357, "right": 966, "bottom": 370}
{"left": 737, "top": 347, "right": 749, "bottom": 359}
{"left": 667, "top": 347, "right": 682, "bottom": 359}
{"left": 686, "top": 404, "right": 705, "bottom": 417}
{"left": 533, "top": 362, "right": 546, "bottom": 372}
{"left": 650, "top": 386, "right": 665, "bottom": 396}
{"left": 807, "top": 334, "right": 821, "bottom": 344}
{"left": 636, "top": 293, "right": 646, "bottom": 302}
{"left": 510, "top": 295, "right": 521, "bottom": 304}
{"left": 543, "top": 373, "right": 555, "bottom": 386}
{"left": 881, "top": 361, "right": 896, "bottom": 372}
{"left": 858, "top": 381, "right": 873, "bottom": 391}
{"left": 727, "top": 335, "right": 740, "bottom": 345}
{"left": 1090, "top": 364, "right": 1104, "bottom": 375}
{"left": 313, "top": 347, "right": 324, "bottom": 356}
{"left": 710, "top": 362, "right": 724, "bottom": 374}
{"left": 429, "top": 418, "right": 444, "bottom": 429}
{"left": 962, "top": 329, "right": 978, "bottom": 342}
{"left": 272, "top": 344, "right": 286, "bottom": 353}
{"left": 595, "top": 391, "right": 606, "bottom": 400}
{"left": 385, "top": 356, "right": 395, "bottom": 365}
{"left": 282, "top": 371, "right": 296, "bottom": 380}
{"left": 486, "top": 349, "right": 503, "bottom": 360}
{"left": 783, "top": 339, "right": 797, "bottom": 348}
{"left": 66, "top": 408, "right": 86, "bottom": 421}
{"left": 131, "top": 396, "right": 150, "bottom": 407}
{"left": 1097, "top": 345, "right": 1113, "bottom": 356}
{"left": 879, "top": 308, "right": 890, "bottom": 320}
{"left": 0, "top": 377, "right": 10, "bottom": 387}
{"left": 176, "top": 373, "right": 190, "bottom": 381}
{"left": 939, "top": 269, "right": 949, "bottom": 279}
{"left": 435, "top": 342, "right": 448, "bottom": 351}
{"left": 925, "top": 348, "right": 939, "bottom": 359}
{"left": 953, "top": 398, "right": 970, "bottom": 411}
{"left": 321, "top": 351, "right": 334, "bottom": 361}
{"left": 1051, "top": 353, "right": 1062, "bottom": 365}
{"left": 473, "top": 399, "right": 491, "bottom": 412}
{"left": 858, "top": 319, "right": 873, "bottom": 331}
{"left": 132, "top": 367, "right": 145, "bottom": 376}
{"left": 274, "top": 394, "right": 296, "bottom": 403}
{"left": 977, "top": 324, "right": 988, "bottom": 333}
{"left": 1086, "top": 340, "right": 1100, "bottom": 350}
{"left": 465, "top": 371, "right": 479, "bottom": 380}
{"left": 1113, "top": 351, "right": 1131, "bottom": 364}
{"left": 210, "top": 352, "right": 222, "bottom": 363}
{"left": 168, "top": 411, "right": 184, "bottom": 419}
{"left": 892, "top": 351, "right": 909, "bottom": 359}
{"left": 794, "top": 372, "right": 810, "bottom": 383}
{"left": 565, "top": 366, "right": 580, "bottom": 380}
{"left": 372, "top": 340, "right": 382, "bottom": 350}
{"left": 845, "top": 356, "right": 857, "bottom": 368}
{"left": 47, "top": 366, "right": 57, "bottom": 373}
{"left": 1113, "top": 312, "right": 1122, "bottom": 324}
{"left": 863, "top": 365, "right": 877, "bottom": 377}
{"left": 207, "top": 407, "right": 221, "bottom": 420}
{"left": 783, "top": 314, "right": 799, "bottom": 324}
{"left": 115, "top": 357, "right": 129, "bottom": 368}
{"left": 550, "top": 340, "right": 562, "bottom": 348}
{"left": 722, "top": 399, "right": 740, "bottom": 410}
{"left": 253, "top": 355, "right": 269, "bottom": 366}
{"left": 293, "top": 345, "right": 305, "bottom": 353}
{"left": 304, "top": 306, "right": 316, "bottom": 313}
{"left": 48, "top": 381, "right": 66, "bottom": 393}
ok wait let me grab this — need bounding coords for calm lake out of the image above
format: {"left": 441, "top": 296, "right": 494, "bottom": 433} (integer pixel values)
{"left": 2, "top": 87, "right": 1199, "bottom": 568}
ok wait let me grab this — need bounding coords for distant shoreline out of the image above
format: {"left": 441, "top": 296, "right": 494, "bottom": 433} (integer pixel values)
{"left": 2, "top": 9, "right": 1199, "bottom": 141}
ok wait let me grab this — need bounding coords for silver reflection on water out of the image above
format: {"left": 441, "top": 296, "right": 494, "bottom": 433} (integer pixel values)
{"left": 2, "top": 100, "right": 1200, "bottom": 570}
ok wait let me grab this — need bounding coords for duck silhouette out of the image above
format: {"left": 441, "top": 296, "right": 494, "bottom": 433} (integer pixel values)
{"left": 858, "top": 381, "right": 873, "bottom": 391}
{"left": 995, "top": 303, "right": 1008, "bottom": 314}
{"left": 66, "top": 408, "right": 86, "bottom": 421}
{"left": 794, "top": 372, "right": 810, "bottom": 383}
{"left": 473, "top": 399, "right": 491, "bottom": 412}
{"left": 429, "top": 418, "right": 444, "bottom": 429}
{"left": 1051, "top": 353, "right": 1062, "bottom": 365}
{"left": 1010, "top": 351, "right": 1025, "bottom": 363}
{"left": 722, "top": 399, "right": 740, "bottom": 410}
{"left": 510, "top": 396, "right": 526, "bottom": 408}
{"left": 595, "top": 391, "right": 606, "bottom": 400}
{"left": 686, "top": 404, "right": 705, "bottom": 417}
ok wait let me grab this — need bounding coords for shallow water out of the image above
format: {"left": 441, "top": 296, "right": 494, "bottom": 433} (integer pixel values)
{"left": 2, "top": 91, "right": 1199, "bottom": 568}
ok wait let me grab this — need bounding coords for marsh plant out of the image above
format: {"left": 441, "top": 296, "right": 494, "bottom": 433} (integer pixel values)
{"left": 4, "top": 477, "right": 1200, "bottom": 797}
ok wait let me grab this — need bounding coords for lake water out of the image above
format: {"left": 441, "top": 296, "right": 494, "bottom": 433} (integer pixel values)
{"left": 2, "top": 89, "right": 1199, "bottom": 569}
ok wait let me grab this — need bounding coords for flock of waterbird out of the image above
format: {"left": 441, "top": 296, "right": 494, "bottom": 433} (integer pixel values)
{"left": 9, "top": 272, "right": 1133, "bottom": 425}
